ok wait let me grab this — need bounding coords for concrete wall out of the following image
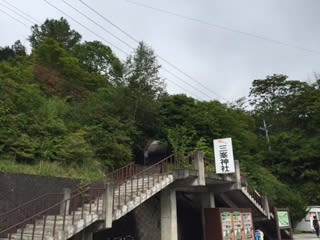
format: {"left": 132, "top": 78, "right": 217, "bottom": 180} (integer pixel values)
{"left": 94, "top": 195, "right": 161, "bottom": 240}
{"left": 94, "top": 213, "right": 136, "bottom": 240}
{"left": 0, "top": 172, "right": 79, "bottom": 209}
{"left": 0, "top": 172, "right": 80, "bottom": 229}
{"left": 134, "top": 194, "right": 161, "bottom": 240}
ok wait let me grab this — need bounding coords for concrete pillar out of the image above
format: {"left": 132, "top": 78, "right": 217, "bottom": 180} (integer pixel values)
{"left": 201, "top": 192, "right": 215, "bottom": 240}
{"left": 262, "top": 196, "right": 271, "bottom": 219}
{"left": 80, "top": 230, "right": 92, "bottom": 240}
{"left": 102, "top": 183, "right": 114, "bottom": 228}
{"left": 234, "top": 160, "right": 241, "bottom": 189}
{"left": 161, "top": 188, "right": 178, "bottom": 240}
{"left": 192, "top": 151, "right": 205, "bottom": 186}
{"left": 60, "top": 188, "right": 71, "bottom": 215}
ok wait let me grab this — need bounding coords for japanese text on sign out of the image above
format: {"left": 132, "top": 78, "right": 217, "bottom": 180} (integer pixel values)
{"left": 213, "top": 138, "right": 235, "bottom": 174}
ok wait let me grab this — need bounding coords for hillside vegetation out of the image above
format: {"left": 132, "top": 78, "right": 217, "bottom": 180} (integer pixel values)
{"left": 1, "top": 18, "right": 319, "bottom": 222}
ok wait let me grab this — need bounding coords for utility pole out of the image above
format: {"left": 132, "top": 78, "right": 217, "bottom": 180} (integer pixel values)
{"left": 259, "top": 119, "right": 271, "bottom": 151}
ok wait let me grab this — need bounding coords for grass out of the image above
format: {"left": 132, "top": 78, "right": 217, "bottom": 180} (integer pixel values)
{"left": 0, "top": 159, "right": 104, "bottom": 181}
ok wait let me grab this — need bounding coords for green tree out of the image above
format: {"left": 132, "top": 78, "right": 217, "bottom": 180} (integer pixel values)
{"left": 72, "top": 41, "right": 123, "bottom": 81}
{"left": 0, "top": 40, "right": 26, "bottom": 61}
{"left": 249, "top": 74, "right": 320, "bottom": 207}
{"left": 29, "top": 17, "right": 81, "bottom": 50}
{"left": 33, "top": 38, "right": 106, "bottom": 98}
{"left": 66, "top": 88, "right": 135, "bottom": 168}
{"left": 118, "top": 42, "right": 166, "bottom": 153}
{"left": 159, "top": 94, "right": 257, "bottom": 161}
{"left": 11, "top": 40, "right": 26, "bottom": 56}
{"left": 124, "top": 42, "right": 165, "bottom": 99}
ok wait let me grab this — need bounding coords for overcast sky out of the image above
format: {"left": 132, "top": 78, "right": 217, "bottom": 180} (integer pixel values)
{"left": 1, "top": 0, "right": 320, "bottom": 103}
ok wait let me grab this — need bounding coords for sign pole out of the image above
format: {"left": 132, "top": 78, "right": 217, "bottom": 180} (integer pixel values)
{"left": 274, "top": 207, "right": 282, "bottom": 240}
{"left": 286, "top": 208, "right": 294, "bottom": 240}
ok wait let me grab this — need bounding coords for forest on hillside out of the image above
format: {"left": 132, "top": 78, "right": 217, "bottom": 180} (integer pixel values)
{"left": 1, "top": 18, "right": 319, "bottom": 222}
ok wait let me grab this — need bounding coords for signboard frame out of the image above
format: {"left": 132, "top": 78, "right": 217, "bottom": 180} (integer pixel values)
{"left": 274, "top": 207, "right": 293, "bottom": 240}
{"left": 213, "top": 138, "right": 235, "bottom": 174}
{"left": 277, "top": 210, "right": 290, "bottom": 228}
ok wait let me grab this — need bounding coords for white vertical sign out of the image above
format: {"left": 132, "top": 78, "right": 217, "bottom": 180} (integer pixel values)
{"left": 213, "top": 138, "right": 235, "bottom": 174}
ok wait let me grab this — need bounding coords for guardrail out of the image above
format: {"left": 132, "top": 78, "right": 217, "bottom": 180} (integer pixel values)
{"left": 0, "top": 160, "right": 136, "bottom": 239}
{"left": 203, "top": 156, "right": 273, "bottom": 218}
{"left": 244, "top": 185, "right": 263, "bottom": 207}
{"left": 112, "top": 154, "right": 177, "bottom": 209}
{"left": 0, "top": 193, "right": 63, "bottom": 232}
{"left": 0, "top": 188, "right": 105, "bottom": 239}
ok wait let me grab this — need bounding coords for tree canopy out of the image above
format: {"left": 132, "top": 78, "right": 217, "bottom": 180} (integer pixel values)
{"left": 29, "top": 17, "right": 81, "bottom": 50}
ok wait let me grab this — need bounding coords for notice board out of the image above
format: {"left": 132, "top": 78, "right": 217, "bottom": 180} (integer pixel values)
{"left": 205, "top": 208, "right": 254, "bottom": 240}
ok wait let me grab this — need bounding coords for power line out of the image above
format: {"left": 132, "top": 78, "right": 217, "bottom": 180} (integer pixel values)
{"left": 43, "top": 0, "right": 128, "bottom": 55}
{"left": 62, "top": 0, "right": 221, "bottom": 101}
{"left": 3, "top": 1, "right": 209, "bottom": 101}
{"left": 0, "top": 1, "right": 35, "bottom": 25}
{"left": 1, "top": 0, "right": 224, "bottom": 101}
{"left": 126, "top": 0, "right": 320, "bottom": 56}
{"left": 157, "top": 55, "right": 227, "bottom": 102}
{"left": 162, "top": 67, "right": 212, "bottom": 100}
{"left": 78, "top": 0, "right": 226, "bottom": 102}
{"left": 0, "top": 4, "right": 204, "bottom": 101}
{"left": 61, "top": 0, "right": 134, "bottom": 50}
{"left": 163, "top": 76, "right": 204, "bottom": 101}
{"left": 0, "top": 7, "right": 29, "bottom": 27}
{"left": 78, "top": 0, "right": 140, "bottom": 44}
{"left": 1, "top": 0, "right": 40, "bottom": 24}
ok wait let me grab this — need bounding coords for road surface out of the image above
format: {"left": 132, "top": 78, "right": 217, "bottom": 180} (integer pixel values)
{"left": 293, "top": 233, "right": 319, "bottom": 239}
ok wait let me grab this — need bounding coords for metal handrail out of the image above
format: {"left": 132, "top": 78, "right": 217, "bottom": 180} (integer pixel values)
{"left": 0, "top": 188, "right": 105, "bottom": 239}
{"left": 0, "top": 161, "right": 137, "bottom": 238}
{"left": 204, "top": 156, "right": 272, "bottom": 216}
{"left": 245, "top": 185, "right": 263, "bottom": 207}
{"left": 112, "top": 154, "right": 177, "bottom": 209}
{"left": 107, "top": 162, "right": 138, "bottom": 185}
{"left": 0, "top": 193, "right": 63, "bottom": 233}
{"left": 0, "top": 155, "right": 178, "bottom": 239}
{"left": 0, "top": 193, "right": 62, "bottom": 218}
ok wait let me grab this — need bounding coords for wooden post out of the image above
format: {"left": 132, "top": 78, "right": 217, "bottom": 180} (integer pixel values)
{"left": 274, "top": 207, "right": 282, "bottom": 240}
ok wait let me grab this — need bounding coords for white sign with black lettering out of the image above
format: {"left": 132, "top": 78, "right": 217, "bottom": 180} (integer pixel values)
{"left": 213, "top": 138, "right": 235, "bottom": 174}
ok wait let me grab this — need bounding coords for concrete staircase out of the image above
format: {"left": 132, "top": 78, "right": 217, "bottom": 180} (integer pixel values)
{"left": 0, "top": 153, "right": 282, "bottom": 240}
{"left": 0, "top": 156, "right": 177, "bottom": 240}
{"left": 112, "top": 174, "right": 174, "bottom": 221}
{"left": 241, "top": 186, "right": 273, "bottom": 219}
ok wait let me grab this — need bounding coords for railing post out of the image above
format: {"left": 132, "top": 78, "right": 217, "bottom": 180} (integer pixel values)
{"left": 59, "top": 188, "right": 71, "bottom": 215}
{"left": 262, "top": 195, "right": 271, "bottom": 219}
{"left": 192, "top": 151, "right": 205, "bottom": 186}
{"left": 103, "top": 183, "right": 114, "bottom": 228}
{"left": 234, "top": 160, "right": 241, "bottom": 189}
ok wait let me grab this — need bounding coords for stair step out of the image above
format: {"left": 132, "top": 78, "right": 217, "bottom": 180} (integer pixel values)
{"left": 10, "top": 232, "right": 54, "bottom": 240}
{"left": 17, "top": 225, "right": 63, "bottom": 234}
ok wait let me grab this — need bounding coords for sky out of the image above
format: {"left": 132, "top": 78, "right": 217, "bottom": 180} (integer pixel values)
{"left": 1, "top": 0, "right": 320, "bottom": 104}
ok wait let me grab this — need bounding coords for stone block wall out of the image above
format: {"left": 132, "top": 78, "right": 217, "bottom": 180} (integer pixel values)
{"left": 133, "top": 194, "right": 161, "bottom": 240}
{"left": 0, "top": 172, "right": 80, "bottom": 229}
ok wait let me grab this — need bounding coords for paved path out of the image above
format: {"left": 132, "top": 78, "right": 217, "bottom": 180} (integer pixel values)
{"left": 293, "top": 233, "right": 319, "bottom": 239}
